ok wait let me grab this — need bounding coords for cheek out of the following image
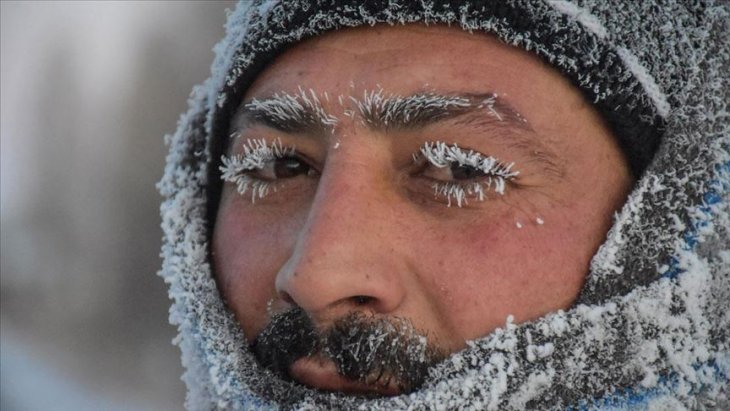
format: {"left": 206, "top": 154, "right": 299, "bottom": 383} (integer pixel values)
{"left": 211, "top": 196, "right": 301, "bottom": 337}
{"left": 419, "top": 213, "right": 590, "bottom": 342}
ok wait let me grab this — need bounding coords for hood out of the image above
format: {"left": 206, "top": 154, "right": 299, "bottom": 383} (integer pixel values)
{"left": 158, "top": 1, "right": 729, "bottom": 409}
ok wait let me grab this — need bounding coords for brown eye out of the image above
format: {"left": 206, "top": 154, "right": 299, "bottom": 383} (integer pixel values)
{"left": 422, "top": 162, "right": 487, "bottom": 182}
{"left": 251, "top": 156, "right": 316, "bottom": 181}
{"left": 272, "top": 156, "right": 312, "bottom": 179}
{"left": 449, "top": 163, "right": 487, "bottom": 180}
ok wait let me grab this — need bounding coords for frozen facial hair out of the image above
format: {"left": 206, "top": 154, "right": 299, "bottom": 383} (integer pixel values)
{"left": 418, "top": 141, "right": 520, "bottom": 207}
{"left": 219, "top": 138, "right": 294, "bottom": 202}
{"left": 221, "top": 90, "right": 521, "bottom": 206}
{"left": 350, "top": 88, "right": 472, "bottom": 128}
{"left": 251, "top": 307, "right": 447, "bottom": 396}
{"left": 244, "top": 87, "right": 338, "bottom": 130}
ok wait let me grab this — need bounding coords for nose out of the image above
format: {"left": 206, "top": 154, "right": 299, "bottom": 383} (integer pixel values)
{"left": 275, "top": 160, "right": 407, "bottom": 321}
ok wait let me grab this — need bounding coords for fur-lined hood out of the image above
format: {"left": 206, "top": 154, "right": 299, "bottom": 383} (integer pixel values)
{"left": 159, "top": 1, "right": 729, "bottom": 409}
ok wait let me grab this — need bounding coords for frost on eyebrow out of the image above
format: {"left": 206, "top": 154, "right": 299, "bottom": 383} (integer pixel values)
{"left": 345, "top": 89, "right": 535, "bottom": 140}
{"left": 477, "top": 94, "right": 504, "bottom": 121}
{"left": 236, "top": 88, "right": 529, "bottom": 137}
{"left": 238, "top": 87, "right": 338, "bottom": 133}
{"left": 350, "top": 89, "right": 473, "bottom": 129}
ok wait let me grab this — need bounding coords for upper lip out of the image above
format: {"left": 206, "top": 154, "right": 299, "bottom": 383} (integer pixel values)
{"left": 289, "top": 355, "right": 402, "bottom": 396}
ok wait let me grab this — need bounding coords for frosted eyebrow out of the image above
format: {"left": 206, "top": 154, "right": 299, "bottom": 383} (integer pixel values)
{"left": 354, "top": 90, "right": 533, "bottom": 133}
{"left": 232, "top": 88, "right": 337, "bottom": 135}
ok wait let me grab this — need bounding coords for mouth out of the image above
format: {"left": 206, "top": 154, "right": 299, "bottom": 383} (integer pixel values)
{"left": 289, "top": 355, "right": 402, "bottom": 397}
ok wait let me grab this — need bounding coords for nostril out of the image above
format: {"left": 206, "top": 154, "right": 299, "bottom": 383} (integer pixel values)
{"left": 279, "top": 291, "right": 295, "bottom": 305}
{"left": 353, "top": 295, "right": 374, "bottom": 305}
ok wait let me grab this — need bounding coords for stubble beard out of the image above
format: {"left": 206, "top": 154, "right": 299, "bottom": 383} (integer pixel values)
{"left": 250, "top": 307, "right": 447, "bottom": 396}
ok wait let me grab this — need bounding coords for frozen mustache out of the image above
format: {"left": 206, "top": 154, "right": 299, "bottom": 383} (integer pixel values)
{"left": 250, "top": 307, "right": 447, "bottom": 394}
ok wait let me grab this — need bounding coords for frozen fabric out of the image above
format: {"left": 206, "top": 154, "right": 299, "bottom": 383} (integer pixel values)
{"left": 159, "top": 1, "right": 729, "bottom": 409}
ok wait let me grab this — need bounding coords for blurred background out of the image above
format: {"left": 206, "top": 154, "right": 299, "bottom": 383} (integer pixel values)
{"left": 1, "top": 1, "right": 234, "bottom": 409}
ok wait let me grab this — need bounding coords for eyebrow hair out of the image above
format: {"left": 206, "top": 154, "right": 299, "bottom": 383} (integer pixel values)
{"left": 233, "top": 89, "right": 529, "bottom": 133}
{"left": 232, "top": 89, "right": 564, "bottom": 177}
{"left": 352, "top": 90, "right": 532, "bottom": 133}
{"left": 232, "top": 88, "right": 337, "bottom": 135}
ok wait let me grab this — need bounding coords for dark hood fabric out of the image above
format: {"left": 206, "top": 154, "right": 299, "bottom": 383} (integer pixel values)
{"left": 159, "top": 1, "right": 729, "bottom": 409}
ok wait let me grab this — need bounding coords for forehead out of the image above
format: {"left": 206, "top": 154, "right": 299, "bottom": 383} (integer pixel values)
{"left": 243, "top": 24, "right": 586, "bottom": 125}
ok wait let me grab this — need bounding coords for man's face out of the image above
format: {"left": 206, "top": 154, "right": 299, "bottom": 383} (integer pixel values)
{"left": 213, "top": 25, "right": 632, "bottom": 395}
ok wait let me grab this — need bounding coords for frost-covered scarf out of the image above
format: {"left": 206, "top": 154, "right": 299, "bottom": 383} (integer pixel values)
{"left": 159, "top": 1, "right": 729, "bottom": 409}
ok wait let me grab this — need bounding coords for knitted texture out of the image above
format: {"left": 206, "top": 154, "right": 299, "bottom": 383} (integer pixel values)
{"left": 158, "top": 1, "right": 729, "bottom": 409}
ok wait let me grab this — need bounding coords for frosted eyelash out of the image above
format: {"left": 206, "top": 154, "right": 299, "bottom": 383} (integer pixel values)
{"left": 418, "top": 141, "right": 520, "bottom": 207}
{"left": 219, "top": 138, "right": 294, "bottom": 202}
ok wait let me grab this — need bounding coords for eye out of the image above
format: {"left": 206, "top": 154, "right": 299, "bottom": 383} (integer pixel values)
{"left": 256, "top": 156, "right": 314, "bottom": 180}
{"left": 422, "top": 162, "right": 487, "bottom": 182}
{"left": 450, "top": 163, "right": 489, "bottom": 180}
{"left": 220, "top": 138, "right": 317, "bottom": 203}
{"left": 415, "top": 141, "right": 519, "bottom": 207}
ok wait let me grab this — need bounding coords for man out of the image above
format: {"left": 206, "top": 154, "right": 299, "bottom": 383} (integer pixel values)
{"left": 159, "top": 1, "right": 729, "bottom": 409}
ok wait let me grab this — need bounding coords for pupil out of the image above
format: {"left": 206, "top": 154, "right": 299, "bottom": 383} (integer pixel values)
{"left": 274, "top": 157, "right": 308, "bottom": 178}
{"left": 450, "top": 163, "right": 485, "bottom": 180}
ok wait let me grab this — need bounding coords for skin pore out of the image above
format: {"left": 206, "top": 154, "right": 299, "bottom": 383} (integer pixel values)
{"left": 212, "top": 25, "right": 633, "bottom": 396}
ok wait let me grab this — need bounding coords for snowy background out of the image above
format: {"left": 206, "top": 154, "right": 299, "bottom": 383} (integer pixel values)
{"left": 1, "top": 2, "right": 234, "bottom": 410}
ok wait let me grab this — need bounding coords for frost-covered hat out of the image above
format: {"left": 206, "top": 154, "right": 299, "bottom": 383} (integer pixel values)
{"left": 160, "top": 1, "right": 729, "bottom": 409}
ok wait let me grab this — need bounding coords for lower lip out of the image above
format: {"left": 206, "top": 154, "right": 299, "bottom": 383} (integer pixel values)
{"left": 289, "top": 356, "right": 402, "bottom": 396}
